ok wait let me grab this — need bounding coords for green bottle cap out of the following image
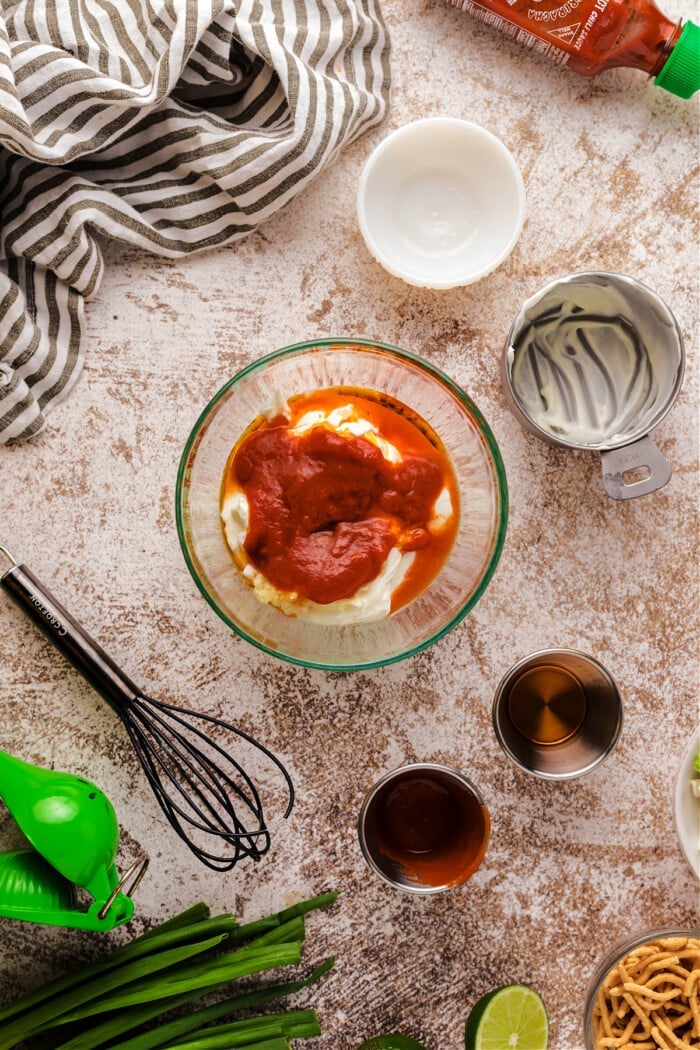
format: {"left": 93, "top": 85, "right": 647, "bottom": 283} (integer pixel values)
{"left": 654, "top": 21, "right": 700, "bottom": 99}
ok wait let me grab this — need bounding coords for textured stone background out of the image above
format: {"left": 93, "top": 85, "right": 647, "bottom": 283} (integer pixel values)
{"left": 0, "top": 0, "right": 698, "bottom": 1047}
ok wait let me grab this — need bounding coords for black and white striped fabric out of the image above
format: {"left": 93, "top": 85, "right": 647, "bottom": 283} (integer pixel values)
{"left": 0, "top": 0, "right": 390, "bottom": 443}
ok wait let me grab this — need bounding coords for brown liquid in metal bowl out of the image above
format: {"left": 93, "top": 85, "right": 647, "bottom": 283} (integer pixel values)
{"left": 507, "top": 664, "right": 587, "bottom": 745}
{"left": 366, "top": 767, "right": 490, "bottom": 888}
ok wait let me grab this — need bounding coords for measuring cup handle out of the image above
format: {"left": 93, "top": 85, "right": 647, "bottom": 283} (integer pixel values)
{"left": 600, "top": 436, "right": 672, "bottom": 500}
{"left": 0, "top": 562, "right": 140, "bottom": 710}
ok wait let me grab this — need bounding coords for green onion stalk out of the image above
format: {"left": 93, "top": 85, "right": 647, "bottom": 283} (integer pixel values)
{"left": 0, "top": 891, "right": 338, "bottom": 1050}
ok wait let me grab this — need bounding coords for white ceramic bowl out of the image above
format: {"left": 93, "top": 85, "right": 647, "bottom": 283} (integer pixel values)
{"left": 674, "top": 729, "right": 700, "bottom": 879}
{"left": 357, "top": 118, "right": 526, "bottom": 289}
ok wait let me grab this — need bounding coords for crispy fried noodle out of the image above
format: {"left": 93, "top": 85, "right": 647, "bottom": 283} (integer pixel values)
{"left": 593, "top": 935, "right": 700, "bottom": 1050}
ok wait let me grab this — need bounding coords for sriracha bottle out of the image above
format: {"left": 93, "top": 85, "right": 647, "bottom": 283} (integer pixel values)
{"left": 447, "top": 0, "right": 700, "bottom": 97}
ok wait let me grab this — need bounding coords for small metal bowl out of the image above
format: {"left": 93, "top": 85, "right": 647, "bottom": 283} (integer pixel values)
{"left": 357, "top": 762, "right": 490, "bottom": 893}
{"left": 502, "top": 272, "right": 685, "bottom": 499}
{"left": 492, "top": 649, "right": 623, "bottom": 780}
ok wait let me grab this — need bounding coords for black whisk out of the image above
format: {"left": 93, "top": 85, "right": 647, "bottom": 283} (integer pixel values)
{"left": 0, "top": 547, "right": 294, "bottom": 872}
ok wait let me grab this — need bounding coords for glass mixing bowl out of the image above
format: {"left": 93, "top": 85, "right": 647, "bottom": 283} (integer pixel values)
{"left": 175, "top": 338, "right": 508, "bottom": 670}
{"left": 583, "top": 928, "right": 700, "bottom": 1050}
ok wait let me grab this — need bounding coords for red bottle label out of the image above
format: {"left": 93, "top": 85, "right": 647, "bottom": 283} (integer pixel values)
{"left": 449, "top": 0, "right": 679, "bottom": 78}
{"left": 449, "top": 0, "right": 633, "bottom": 68}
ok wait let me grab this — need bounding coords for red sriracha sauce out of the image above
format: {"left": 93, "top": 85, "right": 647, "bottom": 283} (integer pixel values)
{"left": 221, "top": 387, "right": 459, "bottom": 613}
{"left": 447, "top": 0, "right": 699, "bottom": 98}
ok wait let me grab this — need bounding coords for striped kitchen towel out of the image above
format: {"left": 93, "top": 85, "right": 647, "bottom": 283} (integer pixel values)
{"left": 0, "top": 0, "right": 390, "bottom": 443}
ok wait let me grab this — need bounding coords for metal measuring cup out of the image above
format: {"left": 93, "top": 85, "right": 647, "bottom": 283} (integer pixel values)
{"left": 502, "top": 272, "right": 685, "bottom": 499}
{"left": 492, "top": 649, "right": 623, "bottom": 780}
{"left": 357, "top": 762, "right": 490, "bottom": 893}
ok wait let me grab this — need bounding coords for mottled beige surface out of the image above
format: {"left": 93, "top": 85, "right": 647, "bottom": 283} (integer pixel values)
{"left": 0, "top": 1, "right": 698, "bottom": 1047}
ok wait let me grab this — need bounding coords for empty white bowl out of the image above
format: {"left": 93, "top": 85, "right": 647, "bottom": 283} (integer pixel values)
{"left": 357, "top": 117, "right": 526, "bottom": 289}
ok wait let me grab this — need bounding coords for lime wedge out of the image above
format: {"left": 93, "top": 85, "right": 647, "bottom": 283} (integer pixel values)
{"left": 465, "top": 984, "right": 549, "bottom": 1050}
{"left": 358, "top": 1036, "right": 428, "bottom": 1050}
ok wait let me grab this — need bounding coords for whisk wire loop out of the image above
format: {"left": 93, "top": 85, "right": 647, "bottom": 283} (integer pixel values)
{"left": 139, "top": 695, "right": 271, "bottom": 811}
{"left": 129, "top": 699, "right": 260, "bottom": 825}
{"left": 124, "top": 697, "right": 282, "bottom": 870}
{"left": 122, "top": 712, "right": 264, "bottom": 871}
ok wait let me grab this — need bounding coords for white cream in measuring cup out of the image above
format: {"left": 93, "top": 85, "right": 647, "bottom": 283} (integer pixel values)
{"left": 502, "top": 272, "right": 685, "bottom": 499}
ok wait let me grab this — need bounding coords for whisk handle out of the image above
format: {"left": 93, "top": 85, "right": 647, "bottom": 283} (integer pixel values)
{"left": 0, "top": 562, "right": 140, "bottom": 711}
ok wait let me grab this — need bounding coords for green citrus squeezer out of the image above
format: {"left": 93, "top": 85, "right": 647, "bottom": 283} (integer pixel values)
{"left": 0, "top": 749, "right": 147, "bottom": 930}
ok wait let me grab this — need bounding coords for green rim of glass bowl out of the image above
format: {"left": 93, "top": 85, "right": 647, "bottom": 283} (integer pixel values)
{"left": 175, "top": 338, "right": 509, "bottom": 671}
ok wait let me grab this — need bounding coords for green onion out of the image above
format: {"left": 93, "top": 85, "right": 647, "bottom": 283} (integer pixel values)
{"left": 172, "top": 1042, "right": 290, "bottom": 1050}
{"left": 52, "top": 992, "right": 202, "bottom": 1050}
{"left": 225, "top": 891, "right": 338, "bottom": 944}
{"left": 53, "top": 959, "right": 335, "bottom": 1050}
{"left": 138, "top": 903, "right": 214, "bottom": 937}
{"left": 0, "top": 935, "right": 229, "bottom": 1048}
{"left": 138, "top": 1008, "right": 320, "bottom": 1050}
{"left": 50, "top": 943, "right": 302, "bottom": 1025}
{"left": 0, "top": 906, "right": 237, "bottom": 1028}
{"left": 0, "top": 892, "right": 336, "bottom": 1050}
{"left": 245, "top": 916, "right": 306, "bottom": 946}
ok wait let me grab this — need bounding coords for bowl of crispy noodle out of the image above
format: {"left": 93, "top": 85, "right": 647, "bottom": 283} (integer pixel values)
{"left": 583, "top": 928, "right": 700, "bottom": 1050}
